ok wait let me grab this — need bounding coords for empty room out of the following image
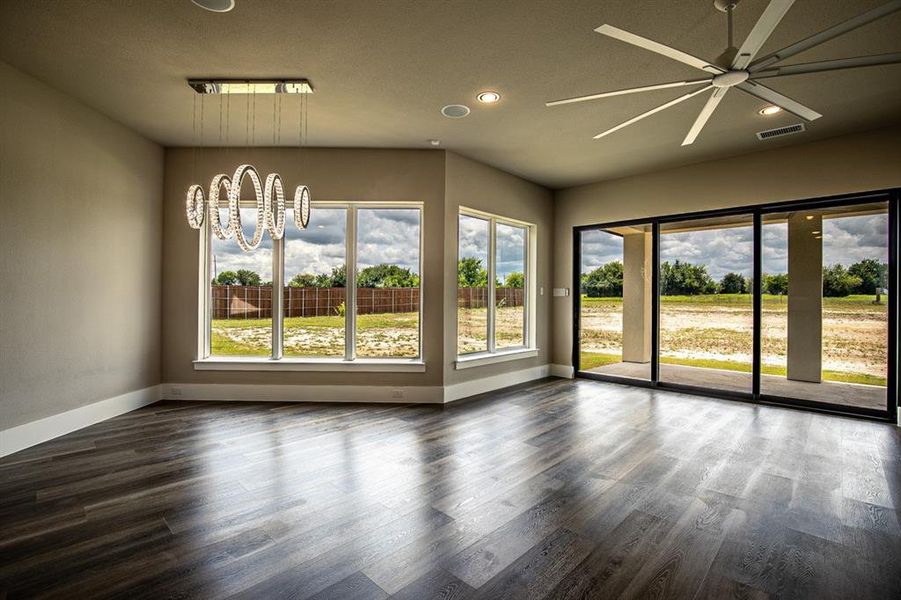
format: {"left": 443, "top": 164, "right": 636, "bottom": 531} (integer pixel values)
{"left": 2, "top": 0, "right": 900, "bottom": 598}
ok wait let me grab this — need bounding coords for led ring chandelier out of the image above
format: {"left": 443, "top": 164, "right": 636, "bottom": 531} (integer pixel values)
{"left": 185, "top": 165, "right": 311, "bottom": 251}
{"left": 184, "top": 79, "right": 314, "bottom": 250}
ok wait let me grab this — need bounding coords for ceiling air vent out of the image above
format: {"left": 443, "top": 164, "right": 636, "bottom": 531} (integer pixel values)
{"left": 756, "top": 123, "right": 805, "bottom": 141}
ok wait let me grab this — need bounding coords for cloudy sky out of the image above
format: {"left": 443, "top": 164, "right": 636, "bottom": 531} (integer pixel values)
{"left": 459, "top": 214, "right": 527, "bottom": 280}
{"left": 581, "top": 213, "right": 888, "bottom": 280}
{"left": 212, "top": 207, "right": 421, "bottom": 281}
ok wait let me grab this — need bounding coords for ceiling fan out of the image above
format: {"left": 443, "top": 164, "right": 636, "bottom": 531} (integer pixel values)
{"left": 547, "top": 0, "right": 901, "bottom": 145}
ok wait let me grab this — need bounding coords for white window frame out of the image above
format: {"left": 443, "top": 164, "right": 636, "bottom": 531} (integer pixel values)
{"left": 456, "top": 207, "right": 538, "bottom": 369}
{"left": 195, "top": 201, "right": 425, "bottom": 371}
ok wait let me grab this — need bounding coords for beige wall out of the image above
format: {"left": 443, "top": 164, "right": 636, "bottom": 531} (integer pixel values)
{"left": 0, "top": 61, "right": 163, "bottom": 429}
{"left": 443, "top": 152, "right": 555, "bottom": 383}
{"left": 162, "top": 147, "right": 448, "bottom": 387}
{"left": 553, "top": 126, "right": 901, "bottom": 366}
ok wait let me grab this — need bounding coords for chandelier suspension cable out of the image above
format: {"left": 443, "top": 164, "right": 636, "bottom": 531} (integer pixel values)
{"left": 291, "top": 87, "right": 311, "bottom": 230}
{"left": 191, "top": 92, "right": 197, "bottom": 182}
{"left": 185, "top": 91, "right": 206, "bottom": 230}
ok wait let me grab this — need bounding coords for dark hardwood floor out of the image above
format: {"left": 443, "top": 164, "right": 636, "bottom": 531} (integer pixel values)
{"left": 2, "top": 378, "right": 900, "bottom": 599}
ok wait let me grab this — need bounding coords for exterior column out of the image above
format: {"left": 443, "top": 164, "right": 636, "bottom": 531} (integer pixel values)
{"left": 787, "top": 213, "right": 822, "bottom": 382}
{"left": 622, "top": 232, "right": 652, "bottom": 363}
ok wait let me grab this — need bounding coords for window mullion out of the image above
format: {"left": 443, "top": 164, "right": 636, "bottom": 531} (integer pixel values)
{"left": 346, "top": 206, "right": 357, "bottom": 361}
{"left": 488, "top": 218, "right": 497, "bottom": 354}
{"left": 272, "top": 234, "right": 284, "bottom": 360}
{"left": 199, "top": 218, "right": 212, "bottom": 359}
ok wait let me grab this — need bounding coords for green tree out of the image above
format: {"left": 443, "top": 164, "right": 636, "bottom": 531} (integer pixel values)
{"left": 660, "top": 260, "right": 716, "bottom": 296}
{"left": 503, "top": 272, "right": 524, "bottom": 289}
{"left": 762, "top": 273, "right": 788, "bottom": 295}
{"left": 582, "top": 261, "right": 623, "bottom": 298}
{"left": 847, "top": 259, "right": 887, "bottom": 295}
{"left": 214, "top": 270, "right": 239, "bottom": 285}
{"left": 718, "top": 272, "right": 747, "bottom": 294}
{"left": 357, "top": 264, "right": 419, "bottom": 288}
{"left": 235, "top": 269, "right": 261, "bottom": 286}
{"left": 315, "top": 265, "right": 346, "bottom": 288}
{"left": 458, "top": 257, "right": 488, "bottom": 287}
{"left": 288, "top": 273, "right": 317, "bottom": 288}
{"left": 823, "top": 264, "right": 861, "bottom": 297}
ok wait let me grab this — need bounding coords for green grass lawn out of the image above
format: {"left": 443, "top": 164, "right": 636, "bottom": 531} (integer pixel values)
{"left": 579, "top": 351, "right": 886, "bottom": 386}
{"left": 581, "top": 293, "right": 888, "bottom": 309}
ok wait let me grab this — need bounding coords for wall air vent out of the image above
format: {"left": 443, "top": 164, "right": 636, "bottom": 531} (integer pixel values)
{"left": 756, "top": 123, "right": 805, "bottom": 141}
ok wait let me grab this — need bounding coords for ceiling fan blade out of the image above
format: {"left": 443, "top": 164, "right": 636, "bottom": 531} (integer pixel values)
{"left": 736, "top": 81, "right": 822, "bottom": 120}
{"left": 546, "top": 78, "right": 711, "bottom": 107}
{"left": 682, "top": 87, "right": 728, "bottom": 146}
{"left": 749, "top": 0, "right": 901, "bottom": 72}
{"left": 595, "top": 24, "right": 724, "bottom": 74}
{"left": 732, "top": 0, "right": 796, "bottom": 70}
{"left": 751, "top": 52, "right": 901, "bottom": 79}
{"left": 594, "top": 85, "right": 713, "bottom": 139}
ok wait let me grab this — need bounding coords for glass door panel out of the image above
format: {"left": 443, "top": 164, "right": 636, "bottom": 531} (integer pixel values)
{"left": 578, "top": 224, "right": 652, "bottom": 380}
{"left": 658, "top": 214, "right": 754, "bottom": 393}
{"left": 760, "top": 200, "right": 889, "bottom": 410}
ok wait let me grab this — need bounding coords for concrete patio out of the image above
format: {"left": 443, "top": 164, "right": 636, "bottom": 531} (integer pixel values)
{"left": 586, "top": 361, "right": 886, "bottom": 411}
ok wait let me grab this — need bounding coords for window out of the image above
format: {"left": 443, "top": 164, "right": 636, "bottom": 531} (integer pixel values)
{"left": 200, "top": 202, "right": 423, "bottom": 368}
{"left": 210, "top": 207, "right": 274, "bottom": 357}
{"left": 457, "top": 208, "right": 535, "bottom": 362}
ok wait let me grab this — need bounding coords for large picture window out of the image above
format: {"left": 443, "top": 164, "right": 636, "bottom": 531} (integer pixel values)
{"left": 200, "top": 202, "right": 423, "bottom": 367}
{"left": 457, "top": 208, "right": 535, "bottom": 361}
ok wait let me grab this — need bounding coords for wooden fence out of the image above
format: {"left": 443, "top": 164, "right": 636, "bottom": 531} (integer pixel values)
{"left": 211, "top": 286, "right": 523, "bottom": 319}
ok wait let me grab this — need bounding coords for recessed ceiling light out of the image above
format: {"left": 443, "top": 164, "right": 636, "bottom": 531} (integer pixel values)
{"left": 477, "top": 91, "right": 501, "bottom": 104}
{"left": 191, "top": 0, "right": 235, "bottom": 12}
{"left": 759, "top": 105, "right": 782, "bottom": 116}
{"left": 441, "top": 104, "right": 470, "bottom": 119}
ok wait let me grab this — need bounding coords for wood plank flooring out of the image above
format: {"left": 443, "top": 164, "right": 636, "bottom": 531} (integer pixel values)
{"left": 1, "top": 378, "right": 900, "bottom": 599}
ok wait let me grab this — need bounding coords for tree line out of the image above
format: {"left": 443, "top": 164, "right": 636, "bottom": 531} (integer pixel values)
{"left": 581, "top": 258, "right": 887, "bottom": 298}
{"left": 213, "top": 264, "right": 420, "bottom": 289}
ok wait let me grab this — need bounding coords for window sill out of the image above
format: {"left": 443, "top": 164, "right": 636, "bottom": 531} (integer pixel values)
{"left": 194, "top": 358, "right": 426, "bottom": 372}
{"left": 455, "top": 348, "right": 538, "bottom": 370}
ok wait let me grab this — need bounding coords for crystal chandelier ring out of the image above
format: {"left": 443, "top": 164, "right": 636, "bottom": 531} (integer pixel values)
{"left": 264, "top": 172, "right": 286, "bottom": 239}
{"left": 294, "top": 185, "right": 311, "bottom": 229}
{"left": 208, "top": 173, "right": 234, "bottom": 240}
{"left": 185, "top": 184, "right": 205, "bottom": 229}
{"left": 229, "top": 164, "right": 266, "bottom": 251}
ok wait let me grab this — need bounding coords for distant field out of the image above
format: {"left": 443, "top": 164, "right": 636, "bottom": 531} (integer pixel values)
{"left": 212, "top": 307, "right": 526, "bottom": 357}
{"left": 580, "top": 294, "right": 888, "bottom": 386}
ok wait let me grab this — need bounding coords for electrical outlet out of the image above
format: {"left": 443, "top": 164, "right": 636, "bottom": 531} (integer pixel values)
{"left": 391, "top": 389, "right": 405, "bottom": 400}
{"left": 169, "top": 386, "right": 183, "bottom": 398}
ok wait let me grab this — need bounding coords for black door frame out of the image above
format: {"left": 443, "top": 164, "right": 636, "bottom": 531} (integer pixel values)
{"left": 573, "top": 189, "right": 899, "bottom": 423}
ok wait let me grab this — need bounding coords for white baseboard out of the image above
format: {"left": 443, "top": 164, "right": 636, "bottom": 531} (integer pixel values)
{"left": 160, "top": 383, "right": 445, "bottom": 404}
{"left": 0, "top": 385, "right": 161, "bottom": 458}
{"left": 1, "top": 368, "right": 560, "bottom": 458}
{"left": 550, "top": 363, "right": 575, "bottom": 379}
{"left": 443, "top": 365, "right": 550, "bottom": 403}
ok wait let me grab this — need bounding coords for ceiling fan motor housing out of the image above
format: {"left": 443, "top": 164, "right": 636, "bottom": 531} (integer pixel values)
{"left": 712, "top": 70, "right": 750, "bottom": 88}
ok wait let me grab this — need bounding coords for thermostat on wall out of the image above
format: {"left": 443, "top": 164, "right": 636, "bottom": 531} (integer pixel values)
{"left": 553, "top": 288, "right": 570, "bottom": 297}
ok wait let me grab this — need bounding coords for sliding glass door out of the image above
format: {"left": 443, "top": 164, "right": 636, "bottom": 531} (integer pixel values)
{"left": 574, "top": 191, "right": 898, "bottom": 421}
{"left": 759, "top": 200, "right": 891, "bottom": 411}
{"left": 577, "top": 224, "right": 652, "bottom": 381}
{"left": 658, "top": 214, "right": 754, "bottom": 394}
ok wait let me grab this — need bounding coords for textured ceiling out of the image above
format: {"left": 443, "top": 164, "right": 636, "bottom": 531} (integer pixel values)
{"left": 2, "top": 0, "right": 900, "bottom": 188}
